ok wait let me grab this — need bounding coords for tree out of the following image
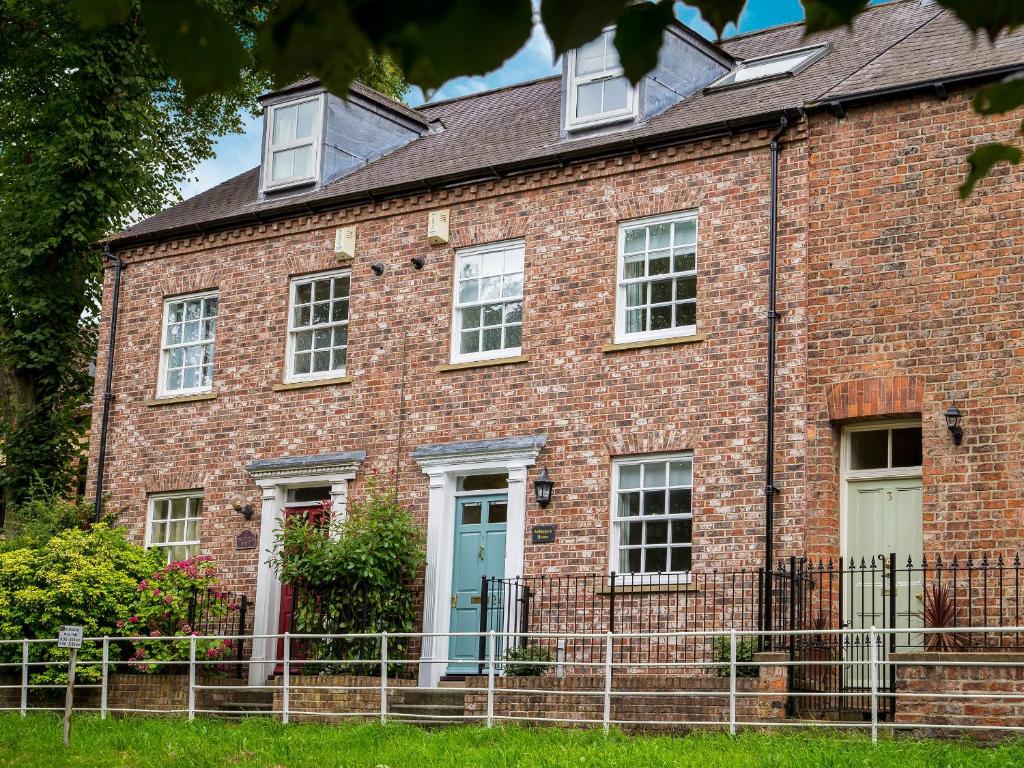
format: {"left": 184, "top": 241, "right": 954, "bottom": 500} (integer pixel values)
{"left": 0, "top": 1, "right": 267, "bottom": 505}
{"left": 75, "top": 1, "right": 1024, "bottom": 195}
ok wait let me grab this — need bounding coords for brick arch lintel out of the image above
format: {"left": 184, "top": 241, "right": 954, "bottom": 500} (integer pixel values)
{"left": 827, "top": 375, "right": 923, "bottom": 423}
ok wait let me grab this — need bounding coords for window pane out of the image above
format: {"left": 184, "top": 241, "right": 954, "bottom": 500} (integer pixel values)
{"left": 482, "top": 327, "right": 502, "bottom": 351}
{"left": 461, "top": 503, "right": 482, "bottom": 525}
{"left": 643, "top": 490, "right": 666, "bottom": 516}
{"left": 150, "top": 523, "right": 166, "bottom": 544}
{"left": 182, "top": 368, "right": 199, "bottom": 389}
{"left": 646, "top": 547, "right": 667, "bottom": 573}
{"left": 646, "top": 520, "right": 668, "bottom": 545}
{"left": 272, "top": 104, "right": 296, "bottom": 143}
{"left": 676, "top": 302, "right": 696, "bottom": 327}
{"left": 480, "top": 251, "right": 504, "bottom": 277}
{"left": 619, "top": 464, "right": 641, "bottom": 489}
{"left": 488, "top": 503, "right": 507, "bottom": 524}
{"left": 294, "top": 305, "right": 311, "bottom": 327}
{"left": 295, "top": 331, "right": 313, "bottom": 352}
{"left": 670, "top": 518, "right": 693, "bottom": 545}
{"left": 651, "top": 305, "right": 672, "bottom": 330}
{"left": 575, "top": 36, "right": 606, "bottom": 76}
{"left": 292, "top": 145, "right": 313, "bottom": 178}
{"left": 603, "top": 77, "right": 629, "bottom": 112}
{"left": 459, "top": 255, "right": 480, "bottom": 279}
{"left": 651, "top": 280, "right": 673, "bottom": 304}
{"left": 457, "top": 474, "right": 507, "bottom": 492}
{"left": 504, "top": 248, "right": 524, "bottom": 273}
{"left": 625, "top": 309, "right": 645, "bottom": 334}
{"left": 669, "top": 489, "right": 692, "bottom": 516}
{"left": 622, "top": 521, "right": 642, "bottom": 546}
{"left": 892, "top": 428, "right": 923, "bottom": 467}
{"left": 618, "top": 491, "right": 641, "bottom": 517}
{"left": 625, "top": 284, "right": 645, "bottom": 308}
{"left": 295, "top": 100, "right": 318, "bottom": 139}
{"left": 460, "top": 331, "right": 479, "bottom": 354}
{"left": 461, "top": 306, "right": 481, "bottom": 329}
{"left": 296, "top": 283, "right": 312, "bottom": 304}
{"left": 621, "top": 548, "right": 642, "bottom": 574}
{"left": 576, "top": 81, "right": 603, "bottom": 118}
{"left": 504, "top": 302, "right": 522, "bottom": 324}
{"left": 504, "top": 324, "right": 521, "bottom": 348}
{"left": 271, "top": 148, "right": 295, "bottom": 181}
{"left": 331, "top": 348, "right": 347, "bottom": 369}
{"left": 850, "top": 430, "right": 888, "bottom": 470}
{"left": 482, "top": 303, "right": 503, "bottom": 327}
{"left": 331, "top": 299, "right": 349, "bottom": 322}
{"left": 644, "top": 462, "right": 666, "bottom": 487}
{"left": 669, "top": 461, "right": 691, "bottom": 486}
{"left": 674, "top": 220, "right": 696, "bottom": 246}
{"left": 502, "top": 273, "right": 523, "bottom": 299}
{"left": 312, "top": 350, "right": 330, "bottom": 372}
{"left": 649, "top": 223, "right": 671, "bottom": 250}
{"left": 480, "top": 276, "right": 502, "bottom": 301}
{"left": 313, "top": 328, "right": 331, "bottom": 348}
{"left": 671, "top": 547, "right": 692, "bottom": 572}
{"left": 293, "top": 352, "right": 311, "bottom": 374}
{"left": 623, "top": 254, "right": 644, "bottom": 279}
{"left": 676, "top": 277, "right": 697, "bottom": 301}
{"left": 674, "top": 251, "right": 696, "bottom": 272}
{"left": 459, "top": 279, "right": 479, "bottom": 304}
{"left": 624, "top": 228, "right": 646, "bottom": 254}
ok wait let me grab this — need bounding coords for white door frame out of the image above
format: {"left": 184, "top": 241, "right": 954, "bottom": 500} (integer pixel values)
{"left": 413, "top": 438, "right": 544, "bottom": 688}
{"left": 839, "top": 419, "right": 922, "bottom": 558}
{"left": 245, "top": 453, "right": 364, "bottom": 685}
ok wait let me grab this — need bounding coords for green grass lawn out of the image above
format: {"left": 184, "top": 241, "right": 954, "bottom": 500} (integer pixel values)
{"left": 0, "top": 714, "right": 1021, "bottom": 768}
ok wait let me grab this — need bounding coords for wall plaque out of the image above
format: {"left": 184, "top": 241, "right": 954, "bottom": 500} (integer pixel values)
{"left": 235, "top": 529, "right": 257, "bottom": 550}
{"left": 531, "top": 524, "right": 557, "bottom": 544}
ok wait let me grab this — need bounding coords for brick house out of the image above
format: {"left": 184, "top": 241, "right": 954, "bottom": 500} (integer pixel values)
{"left": 88, "top": 0, "right": 1024, "bottom": 695}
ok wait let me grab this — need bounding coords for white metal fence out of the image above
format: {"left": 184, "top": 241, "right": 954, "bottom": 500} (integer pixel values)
{"left": 3, "top": 626, "right": 1024, "bottom": 741}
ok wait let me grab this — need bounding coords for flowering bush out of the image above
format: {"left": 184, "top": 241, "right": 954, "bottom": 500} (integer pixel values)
{"left": 124, "top": 556, "right": 236, "bottom": 674}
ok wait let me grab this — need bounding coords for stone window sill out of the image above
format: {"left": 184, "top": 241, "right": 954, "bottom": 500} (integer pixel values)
{"left": 144, "top": 391, "right": 218, "bottom": 407}
{"left": 437, "top": 355, "right": 529, "bottom": 373}
{"left": 272, "top": 376, "right": 353, "bottom": 392}
{"left": 603, "top": 334, "right": 705, "bottom": 354}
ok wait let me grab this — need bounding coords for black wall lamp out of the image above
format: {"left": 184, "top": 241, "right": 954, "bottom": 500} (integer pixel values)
{"left": 411, "top": 256, "right": 426, "bottom": 270}
{"left": 370, "top": 262, "right": 385, "bottom": 276}
{"left": 944, "top": 404, "right": 963, "bottom": 446}
{"left": 534, "top": 467, "right": 554, "bottom": 507}
{"left": 230, "top": 493, "right": 255, "bottom": 521}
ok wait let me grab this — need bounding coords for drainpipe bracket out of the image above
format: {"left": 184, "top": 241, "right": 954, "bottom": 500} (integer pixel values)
{"left": 765, "top": 484, "right": 780, "bottom": 497}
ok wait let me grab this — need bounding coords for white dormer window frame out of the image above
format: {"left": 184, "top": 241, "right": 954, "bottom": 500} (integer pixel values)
{"left": 262, "top": 94, "right": 325, "bottom": 192}
{"left": 566, "top": 28, "right": 638, "bottom": 131}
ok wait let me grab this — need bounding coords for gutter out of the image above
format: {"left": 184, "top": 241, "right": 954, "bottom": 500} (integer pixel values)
{"left": 93, "top": 245, "right": 125, "bottom": 522}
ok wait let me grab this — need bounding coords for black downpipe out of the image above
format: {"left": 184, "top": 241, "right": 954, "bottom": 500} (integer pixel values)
{"left": 763, "top": 115, "right": 790, "bottom": 635}
{"left": 93, "top": 246, "right": 125, "bottom": 522}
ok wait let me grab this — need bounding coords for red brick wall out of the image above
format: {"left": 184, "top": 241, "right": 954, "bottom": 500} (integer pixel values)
{"left": 894, "top": 652, "right": 1024, "bottom": 742}
{"left": 271, "top": 674, "right": 415, "bottom": 723}
{"left": 805, "top": 89, "right": 1024, "bottom": 559}
{"left": 86, "top": 126, "right": 809, "bottom": 598}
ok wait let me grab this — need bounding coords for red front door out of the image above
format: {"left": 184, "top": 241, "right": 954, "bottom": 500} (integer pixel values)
{"left": 276, "top": 502, "right": 331, "bottom": 670}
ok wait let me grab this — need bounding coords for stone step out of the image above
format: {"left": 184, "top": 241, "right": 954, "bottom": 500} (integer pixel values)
{"left": 387, "top": 703, "right": 466, "bottom": 723}
{"left": 401, "top": 689, "right": 466, "bottom": 707}
{"left": 215, "top": 701, "right": 275, "bottom": 719}
{"left": 230, "top": 689, "right": 276, "bottom": 705}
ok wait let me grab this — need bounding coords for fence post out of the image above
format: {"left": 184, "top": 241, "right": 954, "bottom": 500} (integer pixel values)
{"left": 187, "top": 636, "right": 196, "bottom": 722}
{"left": 603, "top": 631, "right": 613, "bottom": 735}
{"left": 608, "top": 573, "right": 617, "bottom": 633}
{"left": 478, "top": 576, "right": 489, "bottom": 676}
{"left": 380, "top": 632, "right": 388, "bottom": 725}
{"left": 282, "top": 632, "right": 290, "bottom": 725}
{"left": 729, "top": 627, "right": 737, "bottom": 736}
{"left": 20, "top": 639, "right": 28, "bottom": 717}
{"left": 869, "top": 625, "right": 878, "bottom": 745}
{"left": 486, "top": 629, "right": 496, "bottom": 728}
{"left": 100, "top": 637, "right": 109, "bottom": 720}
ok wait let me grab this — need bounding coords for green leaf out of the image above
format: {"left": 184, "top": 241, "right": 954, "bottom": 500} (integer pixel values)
{"left": 960, "top": 141, "right": 1023, "bottom": 198}
{"left": 540, "top": 0, "right": 629, "bottom": 57}
{"left": 938, "top": 0, "right": 1024, "bottom": 41}
{"left": 686, "top": 0, "right": 746, "bottom": 39}
{"left": 141, "top": 0, "right": 248, "bottom": 99}
{"left": 71, "top": 0, "right": 133, "bottom": 28}
{"left": 802, "top": 0, "right": 870, "bottom": 34}
{"left": 614, "top": 0, "right": 676, "bottom": 85}
{"left": 973, "top": 73, "right": 1024, "bottom": 115}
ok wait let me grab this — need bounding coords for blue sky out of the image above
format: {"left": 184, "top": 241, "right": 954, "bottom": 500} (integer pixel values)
{"left": 179, "top": 0, "right": 810, "bottom": 199}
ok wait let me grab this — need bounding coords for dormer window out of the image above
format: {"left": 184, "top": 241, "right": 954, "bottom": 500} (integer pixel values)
{"left": 567, "top": 29, "right": 637, "bottom": 130}
{"left": 263, "top": 95, "right": 324, "bottom": 191}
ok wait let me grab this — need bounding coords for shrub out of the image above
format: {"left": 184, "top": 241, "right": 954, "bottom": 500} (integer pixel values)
{"left": 502, "top": 643, "right": 555, "bottom": 676}
{"left": 0, "top": 523, "right": 161, "bottom": 684}
{"left": 269, "top": 479, "right": 426, "bottom": 674}
{"left": 711, "top": 634, "right": 759, "bottom": 678}
{"left": 123, "top": 556, "right": 236, "bottom": 674}
{"left": 0, "top": 493, "right": 93, "bottom": 552}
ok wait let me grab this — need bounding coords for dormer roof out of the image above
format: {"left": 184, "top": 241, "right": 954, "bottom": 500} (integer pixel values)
{"left": 113, "top": 1, "right": 1024, "bottom": 247}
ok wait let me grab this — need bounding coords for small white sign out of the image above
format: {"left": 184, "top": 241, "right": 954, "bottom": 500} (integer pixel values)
{"left": 57, "top": 626, "right": 84, "bottom": 650}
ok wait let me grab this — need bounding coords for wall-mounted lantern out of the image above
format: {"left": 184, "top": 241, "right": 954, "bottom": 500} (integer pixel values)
{"left": 944, "top": 404, "right": 963, "bottom": 446}
{"left": 534, "top": 467, "right": 554, "bottom": 508}
{"left": 230, "top": 493, "right": 255, "bottom": 521}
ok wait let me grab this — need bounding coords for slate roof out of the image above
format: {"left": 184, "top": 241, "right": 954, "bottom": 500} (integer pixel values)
{"left": 115, "top": 0, "right": 1024, "bottom": 246}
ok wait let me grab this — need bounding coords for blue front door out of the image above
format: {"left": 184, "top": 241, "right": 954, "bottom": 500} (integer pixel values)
{"left": 448, "top": 494, "right": 507, "bottom": 674}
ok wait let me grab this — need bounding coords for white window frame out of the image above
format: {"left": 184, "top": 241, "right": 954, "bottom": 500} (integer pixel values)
{"left": 609, "top": 453, "right": 694, "bottom": 584}
{"left": 614, "top": 210, "right": 698, "bottom": 344}
{"left": 145, "top": 491, "right": 203, "bottom": 565}
{"left": 262, "top": 94, "right": 325, "bottom": 192}
{"left": 450, "top": 240, "right": 525, "bottom": 365}
{"left": 284, "top": 269, "right": 351, "bottom": 384}
{"left": 706, "top": 45, "right": 827, "bottom": 91}
{"left": 566, "top": 30, "right": 638, "bottom": 131}
{"left": 157, "top": 290, "right": 218, "bottom": 398}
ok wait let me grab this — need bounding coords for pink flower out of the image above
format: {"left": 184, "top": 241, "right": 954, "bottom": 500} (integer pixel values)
{"left": 228, "top": 603, "right": 239, "bottom": 611}
{"left": 152, "top": 588, "right": 161, "bottom": 597}
{"left": 163, "top": 595, "right": 173, "bottom": 604}
{"left": 149, "top": 630, "right": 162, "bottom": 638}
{"left": 129, "top": 616, "right": 140, "bottom": 624}
{"left": 222, "top": 639, "right": 233, "bottom": 648}
{"left": 206, "top": 647, "right": 219, "bottom": 659}
{"left": 116, "top": 619, "right": 125, "bottom": 628}
{"left": 137, "top": 663, "right": 149, "bottom": 672}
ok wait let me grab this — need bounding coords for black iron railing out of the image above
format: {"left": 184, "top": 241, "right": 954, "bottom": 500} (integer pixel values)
{"left": 186, "top": 588, "right": 250, "bottom": 677}
{"left": 479, "top": 569, "right": 800, "bottom": 673}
